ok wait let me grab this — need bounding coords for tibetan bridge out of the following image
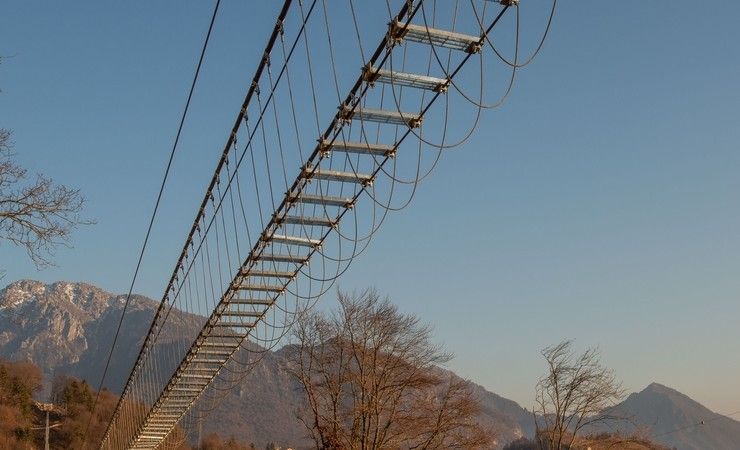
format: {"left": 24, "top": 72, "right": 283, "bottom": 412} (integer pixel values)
{"left": 96, "top": 0, "right": 556, "bottom": 448}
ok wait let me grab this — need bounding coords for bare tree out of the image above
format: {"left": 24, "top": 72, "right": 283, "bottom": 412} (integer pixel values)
{"left": 0, "top": 128, "right": 92, "bottom": 269}
{"left": 287, "top": 288, "right": 489, "bottom": 450}
{"left": 533, "top": 340, "right": 625, "bottom": 450}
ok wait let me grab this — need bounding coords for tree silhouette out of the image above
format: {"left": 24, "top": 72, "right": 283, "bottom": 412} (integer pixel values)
{"left": 534, "top": 340, "right": 625, "bottom": 450}
{"left": 287, "top": 288, "right": 488, "bottom": 450}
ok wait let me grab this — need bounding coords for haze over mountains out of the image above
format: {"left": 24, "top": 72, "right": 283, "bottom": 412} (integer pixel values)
{"left": 1, "top": 280, "right": 738, "bottom": 449}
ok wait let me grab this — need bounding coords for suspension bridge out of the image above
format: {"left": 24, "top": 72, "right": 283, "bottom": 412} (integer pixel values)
{"left": 94, "top": 0, "right": 556, "bottom": 448}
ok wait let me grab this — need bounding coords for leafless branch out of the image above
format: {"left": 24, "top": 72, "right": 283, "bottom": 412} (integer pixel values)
{"left": 534, "top": 340, "right": 625, "bottom": 450}
{"left": 285, "top": 288, "right": 489, "bottom": 449}
{"left": 0, "top": 131, "right": 94, "bottom": 268}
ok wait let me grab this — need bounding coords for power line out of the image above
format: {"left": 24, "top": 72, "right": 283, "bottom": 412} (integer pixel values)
{"left": 80, "top": 1, "right": 222, "bottom": 448}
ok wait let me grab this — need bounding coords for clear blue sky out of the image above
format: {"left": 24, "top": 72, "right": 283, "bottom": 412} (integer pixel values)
{"left": 2, "top": 1, "right": 739, "bottom": 414}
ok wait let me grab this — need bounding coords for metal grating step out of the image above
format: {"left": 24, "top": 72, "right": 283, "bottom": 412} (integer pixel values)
{"left": 320, "top": 140, "right": 396, "bottom": 158}
{"left": 363, "top": 65, "right": 449, "bottom": 92}
{"left": 267, "top": 233, "right": 322, "bottom": 248}
{"left": 257, "top": 251, "right": 312, "bottom": 263}
{"left": 227, "top": 298, "right": 274, "bottom": 306}
{"left": 212, "top": 322, "right": 256, "bottom": 328}
{"left": 201, "top": 341, "right": 241, "bottom": 347}
{"left": 168, "top": 382, "right": 213, "bottom": 388}
{"left": 302, "top": 166, "right": 374, "bottom": 185}
{"left": 276, "top": 214, "right": 336, "bottom": 228}
{"left": 288, "top": 192, "right": 355, "bottom": 208}
{"left": 196, "top": 349, "right": 232, "bottom": 355}
{"left": 390, "top": 20, "right": 482, "bottom": 53}
{"left": 240, "top": 269, "right": 296, "bottom": 278}
{"left": 233, "top": 284, "right": 284, "bottom": 293}
{"left": 340, "top": 105, "right": 422, "bottom": 128}
{"left": 185, "top": 359, "right": 224, "bottom": 365}
{"left": 186, "top": 359, "right": 224, "bottom": 364}
{"left": 221, "top": 310, "right": 264, "bottom": 318}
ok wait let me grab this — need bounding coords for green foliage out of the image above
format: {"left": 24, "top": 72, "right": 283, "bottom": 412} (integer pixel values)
{"left": 62, "top": 379, "right": 95, "bottom": 410}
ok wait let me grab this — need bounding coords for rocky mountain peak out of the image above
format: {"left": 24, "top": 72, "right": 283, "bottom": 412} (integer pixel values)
{"left": 0, "top": 279, "right": 47, "bottom": 309}
{"left": 643, "top": 382, "right": 679, "bottom": 395}
{"left": 5, "top": 281, "right": 736, "bottom": 449}
{"left": 604, "top": 382, "right": 740, "bottom": 450}
{"left": 0, "top": 281, "right": 153, "bottom": 381}
{"left": 1, "top": 280, "right": 125, "bottom": 318}
{"left": 0, "top": 280, "right": 537, "bottom": 448}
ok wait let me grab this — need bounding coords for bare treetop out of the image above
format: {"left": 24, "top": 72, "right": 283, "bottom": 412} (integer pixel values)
{"left": 0, "top": 129, "right": 92, "bottom": 269}
{"left": 534, "top": 340, "right": 625, "bottom": 450}
{"left": 287, "top": 288, "right": 489, "bottom": 449}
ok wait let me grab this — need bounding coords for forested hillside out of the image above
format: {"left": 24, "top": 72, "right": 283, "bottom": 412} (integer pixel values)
{"left": 0, "top": 358, "right": 274, "bottom": 450}
{"left": 0, "top": 359, "right": 118, "bottom": 449}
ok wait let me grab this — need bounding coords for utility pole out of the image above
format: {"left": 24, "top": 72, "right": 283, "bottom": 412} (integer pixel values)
{"left": 34, "top": 402, "right": 64, "bottom": 450}
{"left": 44, "top": 408, "right": 50, "bottom": 450}
{"left": 36, "top": 403, "right": 55, "bottom": 450}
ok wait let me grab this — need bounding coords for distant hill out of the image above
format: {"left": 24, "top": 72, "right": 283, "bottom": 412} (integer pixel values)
{"left": 5, "top": 281, "right": 736, "bottom": 449}
{"left": 0, "top": 280, "right": 199, "bottom": 393}
{"left": 602, "top": 383, "right": 740, "bottom": 450}
{"left": 0, "top": 280, "right": 533, "bottom": 448}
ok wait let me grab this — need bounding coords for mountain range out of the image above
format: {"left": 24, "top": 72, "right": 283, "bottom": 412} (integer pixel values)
{"left": 602, "top": 382, "right": 740, "bottom": 450}
{"left": 1, "top": 280, "right": 738, "bottom": 449}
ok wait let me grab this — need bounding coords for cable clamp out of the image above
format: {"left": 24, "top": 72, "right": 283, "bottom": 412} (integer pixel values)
{"left": 434, "top": 77, "right": 451, "bottom": 94}
{"left": 387, "top": 20, "right": 406, "bottom": 48}
{"left": 337, "top": 102, "right": 354, "bottom": 124}
{"left": 318, "top": 138, "right": 332, "bottom": 158}
{"left": 362, "top": 63, "right": 380, "bottom": 86}
{"left": 466, "top": 41, "right": 483, "bottom": 54}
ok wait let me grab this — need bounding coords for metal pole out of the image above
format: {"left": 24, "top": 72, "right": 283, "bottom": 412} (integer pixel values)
{"left": 45, "top": 410, "right": 50, "bottom": 450}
